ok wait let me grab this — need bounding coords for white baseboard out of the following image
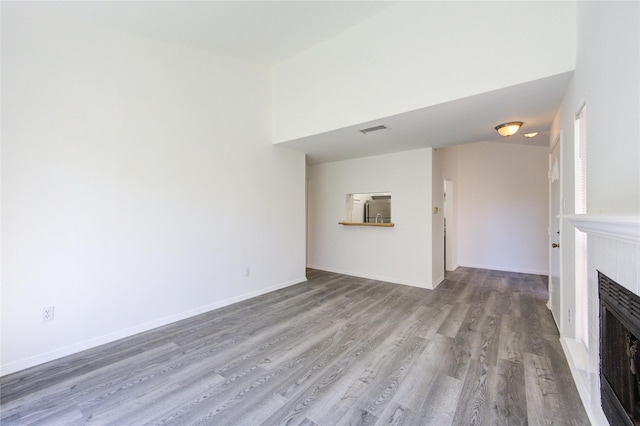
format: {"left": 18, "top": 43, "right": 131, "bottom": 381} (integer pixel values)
{"left": 432, "top": 274, "right": 445, "bottom": 289}
{"left": 559, "top": 336, "right": 608, "bottom": 426}
{"left": 307, "top": 265, "right": 432, "bottom": 289}
{"left": 1, "top": 276, "right": 307, "bottom": 376}
{"left": 459, "top": 263, "right": 548, "bottom": 276}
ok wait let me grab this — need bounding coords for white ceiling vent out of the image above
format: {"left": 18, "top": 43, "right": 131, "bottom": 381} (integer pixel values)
{"left": 359, "top": 124, "right": 388, "bottom": 134}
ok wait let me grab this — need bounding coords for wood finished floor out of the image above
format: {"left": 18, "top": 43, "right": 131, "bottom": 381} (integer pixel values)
{"left": 1, "top": 268, "right": 590, "bottom": 425}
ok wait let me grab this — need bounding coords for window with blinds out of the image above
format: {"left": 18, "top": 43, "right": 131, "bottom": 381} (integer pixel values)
{"left": 575, "top": 105, "right": 587, "bottom": 215}
{"left": 574, "top": 104, "right": 588, "bottom": 347}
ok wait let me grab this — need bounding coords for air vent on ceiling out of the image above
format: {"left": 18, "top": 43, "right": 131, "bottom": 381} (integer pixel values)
{"left": 359, "top": 124, "right": 388, "bottom": 134}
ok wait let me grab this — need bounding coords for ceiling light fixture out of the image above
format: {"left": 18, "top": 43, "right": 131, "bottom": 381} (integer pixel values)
{"left": 495, "top": 121, "right": 523, "bottom": 137}
{"left": 524, "top": 132, "right": 539, "bottom": 138}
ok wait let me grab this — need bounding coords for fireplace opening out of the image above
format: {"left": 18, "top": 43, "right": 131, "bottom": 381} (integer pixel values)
{"left": 600, "top": 271, "right": 640, "bottom": 425}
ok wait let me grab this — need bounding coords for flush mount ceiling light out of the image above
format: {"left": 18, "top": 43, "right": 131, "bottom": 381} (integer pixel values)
{"left": 524, "top": 132, "right": 539, "bottom": 138}
{"left": 495, "top": 121, "right": 523, "bottom": 137}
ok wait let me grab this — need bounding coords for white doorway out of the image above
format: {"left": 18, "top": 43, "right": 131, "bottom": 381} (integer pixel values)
{"left": 444, "top": 178, "right": 455, "bottom": 271}
{"left": 549, "top": 134, "right": 562, "bottom": 323}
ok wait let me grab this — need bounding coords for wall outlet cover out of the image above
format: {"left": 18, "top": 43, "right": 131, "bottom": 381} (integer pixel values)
{"left": 42, "top": 306, "right": 55, "bottom": 321}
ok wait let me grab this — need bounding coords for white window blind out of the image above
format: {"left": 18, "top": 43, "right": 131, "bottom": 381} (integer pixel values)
{"left": 574, "top": 104, "right": 588, "bottom": 347}
{"left": 575, "top": 105, "right": 587, "bottom": 215}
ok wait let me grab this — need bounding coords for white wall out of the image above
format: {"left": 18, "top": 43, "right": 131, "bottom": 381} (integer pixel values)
{"left": 307, "top": 149, "right": 433, "bottom": 288}
{"left": 577, "top": 2, "right": 640, "bottom": 215}
{"left": 551, "top": 0, "right": 640, "bottom": 338}
{"left": 551, "top": 0, "right": 640, "bottom": 337}
{"left": 449, "top": 142, "right": 549, "bottom": 275}
{"left": 432, "top": 149, "right": 445, "bottom": 286}
{"left": 1, "top": 5, "right": 306, "bottom": 374}
{"left": 440, "top": 146, "right": 460, "bottom": 271}
{"left": 550, "top": 2, "right": 639, "bottom": 424}
{"left": 273, "top": 1, "right": 576, "bottom": 143}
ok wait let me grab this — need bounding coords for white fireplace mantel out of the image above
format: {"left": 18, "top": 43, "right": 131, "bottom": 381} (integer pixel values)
{"left": 565, "top": 215, "right": 640, "bottom": 244}
{"left": 560, "top": 214, "right": 640, "bottom": 425}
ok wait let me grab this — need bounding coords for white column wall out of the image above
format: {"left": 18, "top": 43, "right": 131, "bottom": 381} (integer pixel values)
{"left": 440, "top": 146, "right": 460, "bottom": 271}
{"left": 432, "top": 149, "right": 445, "bottom": 286}
{"left": 307, "top": 149, "right": 433, "bottom": 288}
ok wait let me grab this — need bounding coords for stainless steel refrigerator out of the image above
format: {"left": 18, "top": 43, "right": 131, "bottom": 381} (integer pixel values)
{"left": 364, "top": 199, "right": 391, "bottom": 223}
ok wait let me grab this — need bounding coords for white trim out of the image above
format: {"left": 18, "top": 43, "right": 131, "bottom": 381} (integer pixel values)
{"left": 459, "top": 263, "right": 548, "bottom": 276}
{"left": 565, "top": 215, "right": 640, "bottom": 244}
{"left": 548, "top": 132, "right": 562, "bottom": 334}
{"left": 432, "top": 274, "right": 445, "bottom": 289}
{"left": 445, "top": 262, "right": 460, "bottom": 272}
{"left": 560, "top": 336, "right": 606, "bottom": 426}
{"left": 306, "top": 265, "right": 432, "bottom": 289}
{"left": 1, "top": 277, "right": 307, "bottom": 376}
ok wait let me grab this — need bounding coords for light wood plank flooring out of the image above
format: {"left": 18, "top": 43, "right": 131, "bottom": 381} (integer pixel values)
{"left": 1, "top": 268, "right": 590, "bottom": 425}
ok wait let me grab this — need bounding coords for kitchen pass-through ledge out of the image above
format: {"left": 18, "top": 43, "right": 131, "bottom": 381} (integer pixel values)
{"left": 338, "top": 222, "right": 395, "bottom": 227}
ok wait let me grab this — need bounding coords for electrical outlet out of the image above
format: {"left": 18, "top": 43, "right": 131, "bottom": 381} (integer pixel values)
{"left": 42, "top": 306, "right": 55, "bottom": 322}
{"left": 568, "top": 308, "right": 571, "bottom": 324}
{"left": 245, "top": 267, "right": 251, "bottom": 277}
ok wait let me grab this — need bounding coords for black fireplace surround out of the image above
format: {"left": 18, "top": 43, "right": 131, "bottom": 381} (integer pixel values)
{"left": 600, "top": 271, "right": 640, "bottom": 425}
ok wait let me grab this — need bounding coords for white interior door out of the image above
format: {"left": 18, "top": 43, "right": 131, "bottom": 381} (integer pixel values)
{"left": 549, "top": 135, "right": 562, "bottom": 322}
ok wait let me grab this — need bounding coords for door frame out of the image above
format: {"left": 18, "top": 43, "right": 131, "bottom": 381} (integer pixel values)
{"left": 443, "top": 178, "right": 455, "bottom": 271}
{"left": 548, "top": 132, "right": 563, "bottom": 327}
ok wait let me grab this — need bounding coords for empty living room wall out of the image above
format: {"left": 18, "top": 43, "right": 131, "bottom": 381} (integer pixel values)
{"left": 1, "top": 4, "right": 306, "bottom": 374}
{"left": 457, "top": 142, "right": 549, "bottom": 275}
{"left": 306, "top": 149, "right": 433, "bottom": 289}
{"left": 434, "top": 142, "right": 549, "bottom": 276}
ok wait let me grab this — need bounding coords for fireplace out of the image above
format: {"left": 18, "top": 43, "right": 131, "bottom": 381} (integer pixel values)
{"left": 563, "top": 214, "right": 640, "bottom": 423}
{"left": 600, "top": 271, "right": 640, "bottom": 425}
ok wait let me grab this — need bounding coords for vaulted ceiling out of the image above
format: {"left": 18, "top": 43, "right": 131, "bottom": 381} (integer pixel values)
{"left": 23, "top": 1, "right": 398, "bottom": 64}
{"left": 29, "top": 1, "right": 569, "bottom": 163}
